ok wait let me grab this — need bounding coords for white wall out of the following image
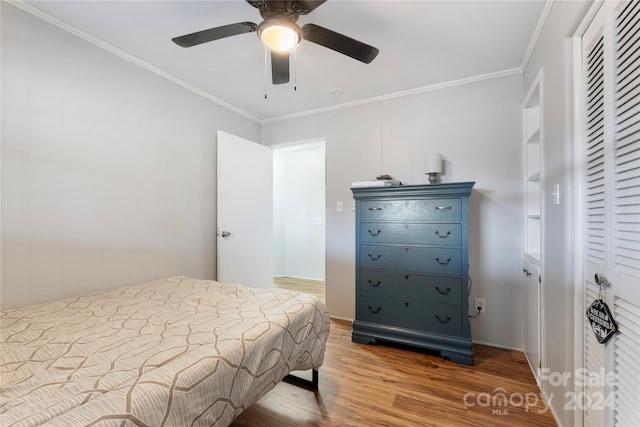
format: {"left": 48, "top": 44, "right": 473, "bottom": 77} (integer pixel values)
{"left": 0, "top": 3, "right": 260, "bottom": 309}
{"left": 523, "top": 1, "right": 593, "bottom": 426}
{"left": 262, "top": 73, "right": 525, "bottom": 349}
{"left": 273, "top": 143, "right": 325, "bottom": 280}
{"left": 0, "top": 3, "right": 594, "bottom": 393}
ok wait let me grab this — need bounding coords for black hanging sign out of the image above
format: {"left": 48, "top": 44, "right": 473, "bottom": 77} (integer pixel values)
{"left": 586, "top": 299, "right": 618, "bottom": 344}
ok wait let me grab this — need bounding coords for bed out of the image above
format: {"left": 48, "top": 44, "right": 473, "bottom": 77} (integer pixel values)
{"left": 0, "top": 276, "right": 330, "bottom": 426}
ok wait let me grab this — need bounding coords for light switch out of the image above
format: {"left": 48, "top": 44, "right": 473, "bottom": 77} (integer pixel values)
{"left": 336, "top": 201, "right": 343, "bottom": 212}
{"left": 552, "top": 184, "right": 560, "bottom": 206}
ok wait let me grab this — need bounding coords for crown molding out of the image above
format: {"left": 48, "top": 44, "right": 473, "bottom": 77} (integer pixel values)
{"left": 6, "top": 0, "right": 261, "bottom": 123}
{"left": 9, "top": 0, "right": 537, "bottom": 127}
{"left": 521, "top": 0, "right": 554, "bottom": 71}
{"left": 261, "top": 67, "right": 523, "bottom": 124}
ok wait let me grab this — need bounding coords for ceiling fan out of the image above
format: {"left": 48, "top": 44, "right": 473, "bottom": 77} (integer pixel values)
{"left": 172, "top": 0, "right": 379, "bottom": 85}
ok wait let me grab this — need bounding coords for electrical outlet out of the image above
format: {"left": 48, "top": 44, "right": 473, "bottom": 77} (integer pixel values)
{"left": 474, "top": 298, "right": 486, "bottom": 314}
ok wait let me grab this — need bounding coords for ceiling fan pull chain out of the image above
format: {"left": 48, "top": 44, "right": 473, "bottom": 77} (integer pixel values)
{"left": 264, "top": 45, "right": 268, "bottom": 99}
{"left": 293, "top": 48, "right": 297, "bottom": 91}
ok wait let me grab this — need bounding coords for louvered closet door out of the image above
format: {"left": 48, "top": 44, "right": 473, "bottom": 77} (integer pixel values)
{"left": 581, "top": 2, "right": 640, "bottom": 426}
{"left": 583, "top": 13, "right": 608, "bottom": 426}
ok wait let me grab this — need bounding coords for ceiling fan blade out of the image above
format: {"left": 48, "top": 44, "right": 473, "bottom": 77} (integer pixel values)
{"left": 271, "top": 51, "right": 290, "bottom": 85}
{"left": 294, "top": 0, "right": 327, "bottom": 14}
{"left": 172, "top": 22, "right": 257, "bottom": 48}
{"left": 302, "top": 23, "right": 379, "bottom": 64}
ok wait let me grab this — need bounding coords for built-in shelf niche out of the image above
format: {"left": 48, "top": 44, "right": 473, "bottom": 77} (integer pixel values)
{"left": 526, "top": 181, "right": 541, "bottom": 217}
{"left": 522, "top": 69, "right": 544, "bottom": 388}
{"left": 523, "top": 76, "right": 542, "bottom": 264}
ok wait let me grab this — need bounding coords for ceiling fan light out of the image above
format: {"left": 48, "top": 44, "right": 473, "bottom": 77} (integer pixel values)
{"left": 258, "top": 20, "right": 301, "bottom": 52}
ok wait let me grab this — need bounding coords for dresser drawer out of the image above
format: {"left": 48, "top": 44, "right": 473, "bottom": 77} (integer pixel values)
{"left": 360, "top": 222, "right": 462, "bottom": 246}
{"left": 360, "top": 199, "right": 461, "bottom": 222}
{"left": 359, "top": 270, "right": 461, "bottom": 305}
{"left": 358, "top": 296, "right": 462, "bottom": 336}
{"left": 360, "top": 244, "right": 461, "bottom": 275}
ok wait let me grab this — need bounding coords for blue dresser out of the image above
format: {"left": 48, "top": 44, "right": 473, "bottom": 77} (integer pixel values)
{"left": 351, "top": 182, "right": 475, "bottom": 365}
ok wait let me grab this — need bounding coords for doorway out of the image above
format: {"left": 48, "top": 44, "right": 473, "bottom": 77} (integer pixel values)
{"left": 272, "top": 140, "right": 326, "bottom": 303}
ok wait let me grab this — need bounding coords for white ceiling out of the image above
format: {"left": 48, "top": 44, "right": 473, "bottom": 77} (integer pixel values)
{"left": 23, "top": 0, "right": 547, "bottom": 122}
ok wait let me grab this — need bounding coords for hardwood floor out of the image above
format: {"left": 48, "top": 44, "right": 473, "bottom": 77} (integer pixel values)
{"left": 273, "top": 276, "right": 325, "bottom": 302}
{"left": 231, "top": 319, "right": 556, "bottom": 427}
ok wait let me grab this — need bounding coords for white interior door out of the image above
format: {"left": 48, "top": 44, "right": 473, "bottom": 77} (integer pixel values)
{"left": 217, "top": 130, "right": 273, "bottom": 288}
{"left": 581, "top": 2, "right": 640, "bottom": 425}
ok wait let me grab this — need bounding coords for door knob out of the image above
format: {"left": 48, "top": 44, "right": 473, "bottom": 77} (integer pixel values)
{"left": 221, "top": 231, "right": 231, "bottom": 238}
{"left": 594, "top": 273, "right": 610, "bottom": 287}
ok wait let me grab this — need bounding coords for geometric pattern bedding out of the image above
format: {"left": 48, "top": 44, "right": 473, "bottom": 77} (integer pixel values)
{"left": 0, "top": 276, "right": 330, "bottom": 426}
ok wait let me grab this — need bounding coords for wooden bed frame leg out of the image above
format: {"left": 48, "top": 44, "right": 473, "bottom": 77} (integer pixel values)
{"left": 284, "top": 369, "right": 319, "bottom": 390}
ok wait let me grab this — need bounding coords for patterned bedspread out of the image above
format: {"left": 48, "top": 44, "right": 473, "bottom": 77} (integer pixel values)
{"left": 0, "top": 276, "right": 330, "bottom": 426}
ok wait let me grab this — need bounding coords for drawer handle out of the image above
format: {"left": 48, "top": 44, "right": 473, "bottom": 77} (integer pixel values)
{"left": 435, "top": 230, "right": 451, "bottom": 238}
{"left": 368, "top": 253, "right": 382, "bottom": 261}
{"left": 435, "top": 256, "right": 451, "bottom": 265}
{"left": 434, "top": 285, "right": 451, "bottom": 295}
{"left": 368, "top": 207, "right": 383, "bottom": 211}
{"left": 368, "top": 229, "right": 381, "bottom": 236}
{"left": 435, "top": 314, "right": 452, "bottom": 324}
{"left": 367, "top": 280, "right": 381, "bottom": 287}
{"left": 368, "top": 305, "right": 381, "bottom": 314}
{"left": 435, "top": 206, "right": 452, "bottom": 210}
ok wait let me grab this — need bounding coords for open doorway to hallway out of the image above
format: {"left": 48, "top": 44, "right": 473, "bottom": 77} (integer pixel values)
{"left": 272, "top": 140, "right": 326, "bottom": 303}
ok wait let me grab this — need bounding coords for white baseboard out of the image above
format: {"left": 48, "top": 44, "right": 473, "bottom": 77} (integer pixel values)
{"left": 273, "top": 275, "right": 325, "bottom": 282}
{"left": 472, "top": 340, "right": 523, "bottom": 352}
{"left": 329, "top": 315, "right": 352, "bottom": 322}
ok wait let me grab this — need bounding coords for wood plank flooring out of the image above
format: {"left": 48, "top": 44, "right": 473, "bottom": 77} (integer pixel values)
{"left": 273, "top": 276, "right": 325, "bottom": 302}
{"left": 231, "top": 319, "right": 557, "bottom": 427}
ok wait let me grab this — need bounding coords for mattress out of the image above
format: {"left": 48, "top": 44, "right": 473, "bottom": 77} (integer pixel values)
{"left": 0, "top": 276, "right": 330, "bottom": 426}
